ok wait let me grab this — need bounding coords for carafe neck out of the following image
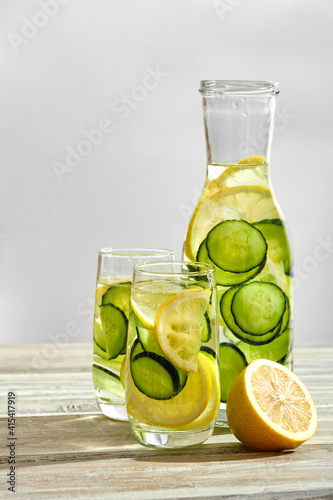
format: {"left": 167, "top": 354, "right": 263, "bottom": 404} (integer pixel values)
{"left": 200, "top": 81, "right": 279, "bottom": 165}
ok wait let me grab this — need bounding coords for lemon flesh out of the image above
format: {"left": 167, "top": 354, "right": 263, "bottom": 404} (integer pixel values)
{"left": 131, "top": 280, "right": 185, "bottom": 329}
{"left": 185, "top": 185, "right": 280, "bottom": 262}
{"left": 155, "top": 289, "right": 211, "bottom": 372}
{"left": 226, "top": 359, "right": 317, "bottom": 451}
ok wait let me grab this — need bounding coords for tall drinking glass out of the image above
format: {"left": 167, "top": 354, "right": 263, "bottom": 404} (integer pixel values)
{"left": 125, "top": 261, "right": 220, "bottom": 448}
{"left": 93, "top": 248, "right": 174, "bottom": 421}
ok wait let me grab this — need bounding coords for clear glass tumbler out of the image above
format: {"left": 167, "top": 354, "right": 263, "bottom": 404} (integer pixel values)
{"left": 92, "top": 248, "right": 174, "bottom": 421}
{"left": 125, "top": 261, "right": 220, "bottom": 448}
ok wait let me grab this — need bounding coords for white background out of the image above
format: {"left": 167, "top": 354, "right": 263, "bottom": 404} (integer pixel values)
{"left": 0, "top": 0, "right": 332, "bottom": 345}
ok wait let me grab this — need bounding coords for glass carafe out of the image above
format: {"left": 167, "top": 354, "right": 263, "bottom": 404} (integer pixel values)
{"left": 183, "top": 80, "right": 293, "bottom": 426}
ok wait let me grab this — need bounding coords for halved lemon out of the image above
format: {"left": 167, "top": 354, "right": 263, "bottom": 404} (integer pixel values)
{"left": 185, "top": 185, "right": 280, "bottom": 263}
{"left": 226, "top": 359, "right": 317, "bottom": 451}
{"left": 126, "top": 353, "right": 212, "bottom": 428}
{"left": 154, "top": 289, "right": 210, "bottom": 372}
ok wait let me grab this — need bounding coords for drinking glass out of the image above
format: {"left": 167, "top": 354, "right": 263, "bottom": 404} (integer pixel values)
{"left": 125, "top": 261, "right": 220, "bottom": 448}
{"left": 92, "top": 248, "right": 174, "bottom": 421}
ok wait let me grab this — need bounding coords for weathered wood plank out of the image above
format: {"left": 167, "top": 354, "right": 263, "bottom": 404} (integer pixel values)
{"left": 0, "top": 343, "right": 332, "bottom": 499}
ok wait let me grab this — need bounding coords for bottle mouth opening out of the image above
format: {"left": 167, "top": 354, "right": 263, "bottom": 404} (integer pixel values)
{"left": 200, "top": 80, "right": 279, "bottom": 97}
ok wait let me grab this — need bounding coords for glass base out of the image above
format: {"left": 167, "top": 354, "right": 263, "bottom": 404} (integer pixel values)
{"left": 129, "top": 417, "right": 215, "bottom": 449}
{"left": 215, "top": 405, "right": 229, "bottom": 428}
{"left": 97, "top": 400, "right": 128, "bottom": 421}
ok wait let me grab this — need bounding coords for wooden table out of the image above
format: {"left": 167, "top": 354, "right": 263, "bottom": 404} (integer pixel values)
{"left": 0, "top": 342, "right": 332, "bottom": 499}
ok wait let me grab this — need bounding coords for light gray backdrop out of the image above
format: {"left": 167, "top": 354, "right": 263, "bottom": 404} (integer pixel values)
{"left": 1, "top": 0, "right": 332, "bottom": 345}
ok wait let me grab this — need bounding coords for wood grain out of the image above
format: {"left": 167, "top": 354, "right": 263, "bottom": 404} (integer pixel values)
{"left": 0, "top": 343, "right": 332, "bottom": 499}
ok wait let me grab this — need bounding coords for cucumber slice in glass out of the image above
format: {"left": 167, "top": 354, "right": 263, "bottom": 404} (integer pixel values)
{"left": 236, "top": 327, "right": 291, "bottom": 364}
{"left": 93, "top": 318, "right": 106, "bottom": 352}
{"left": 130, "top": 351, "right": 181, "bottom": 400}
{"left": 135, "top": 323, "right": 189, "bottom": 390}
{"left": 201, "top": 311, "right": 212, "bottom": 342}
{"left": 99, "top": 303, "right": 128, "bottom": 360}
{"left": 278, "top": 335, "right": 293, "bottom": 365}
{"left": 130, "top": 338, "right": 144, "bottom": 360}
{"left": 219, "top": 343, "right": 247, "bottom": 403}
{"left": 222, "top": 327, "right": 240, "bottom": 344}
{"left": 254, "top": 219, "right": 291, "bottom": 275}
{"left": 220, "top": 286, "right": 281, "bottom": 345}
{"left": 279, "top": 295, "right": 290, "bottom": 333}
{"left": 200, "top": 346, "right": 217, "bottom": 363}
{"left": 206, "top": 219, "right": 267, "bottom": 273}
{"left": 93, "top": 339, "right": 108, "bottom": 359}
{"left": 101, "top": 282, "right": 131, "bottom": 316}
{"left": 231, "top": 282, "right": 286, "bottom": 335}
{"left": 197, "top": 237, "right": 265, "bottom": 286}
{"left": 92, "top": 364, "right": 124, "bottom": 399}
{"left": 93, "top": 354, "right": 124, "bottom": 372}
{"left": 136, "top": 323, "right": 164, "bottom": 356}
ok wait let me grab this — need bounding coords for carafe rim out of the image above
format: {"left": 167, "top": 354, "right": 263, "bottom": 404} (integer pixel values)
{"left": 200, "top": 80, "right": 279, "bottom": 96}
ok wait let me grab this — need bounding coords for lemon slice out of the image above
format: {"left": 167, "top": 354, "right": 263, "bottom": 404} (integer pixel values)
{"left": 155, "top": 289, "right": 210, "bottom": 372}
{"left": 131, "top": 280, "right": 184, "bottom": 329}
{"left": 179, "top": 355, "right": 220, "bottom": 430}
{"left": 126, "top": 353, "right": 212, "bottom": 428}
{"left": 213, "top": 165, "right": 268, "bottom": 191}
{"left": 208, "top": 157, "right": 268, "bottom": 194}
{"left": 226, "top": 359, "right": 317, "bottom": 451}
{"left": 185, "top": 185, "right": 280, "bottom": 261}
{"left": 94, "top": 284, "right": 110, "bottom": 316}
{"left": 184, "top": 157, "right": 268, "bottom": 261}
{"left": 237, "top": 155, "right": 266, "bottom": 165}
{"left": 120, "top": 355, "right": 127, "bottom": 389}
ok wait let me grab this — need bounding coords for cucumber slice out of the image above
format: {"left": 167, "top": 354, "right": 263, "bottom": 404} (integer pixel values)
{"left": 220, "top": 286, "right": 281, "bottom": 345}
{"left": 99, "top": 304, "right": 128, "bottom": 360}
{"left": 93, "top": 339, "right": 107, "bottom": 359}
{"left": 136, "top": 323, "right": 164, "bottom": 356}
{"left": 93, "top": 354, "right": 124, "bottom": 372}
{"left": 93, "top": 319, "right": 106, "bottom": 352}
{"left": 253, "top": 219, "right": 291, "bottom": 275}
{"left": 278, "top": 337, "right": 293, "bottom": 366}
{"left": 92, "top": 363, "right": 120, "bottom": 381}
{"left": 206, "top": 219, "right": 267, "bottom": 273}
{"left": 101, "top": 282, "right": 131, "bottom": 316}
{"left": 92, "top": 364, "right": 124, "bottom": 399}
{"left": 94, "top": 321, "right": 127, "bottom": 360}
{"left": 279, "top": 295, "right": 290, "bottom": 333}
{"left": 222, "top": 327, "right": 240, "bottom": 344}
{"left": 130, "top": 338, "right": 144, "bottom": 360}
{"left": 231, "top": 282, "right": 286, "bottom": 335}
{"left": 200, "top": 346, "right": 217, "bottom": 362}
{"left": 219, "top": 343, "right": 247, "bottom": 403}
{"left": 197, "top": 238, "right": 265, "bottom": 286}
{"left": 220, "top": 286, "right": 247, "bottom": 338}
{"left": 177, "top": 367, "right": 189, "bottom": 393}
{"left": 236, "top": 326, "right": 281, "bottom": 346}
{"left": 236, "top": 327, "right": 292, "bottom": 364}
{"left": 130, "top": 351, "right": 181, "bottom": 400}
{"left": 136, "top": 324, "right": 188, "bottom": 390}
{"left": 201, "top": 311, "right": 212, "bottom": 342}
